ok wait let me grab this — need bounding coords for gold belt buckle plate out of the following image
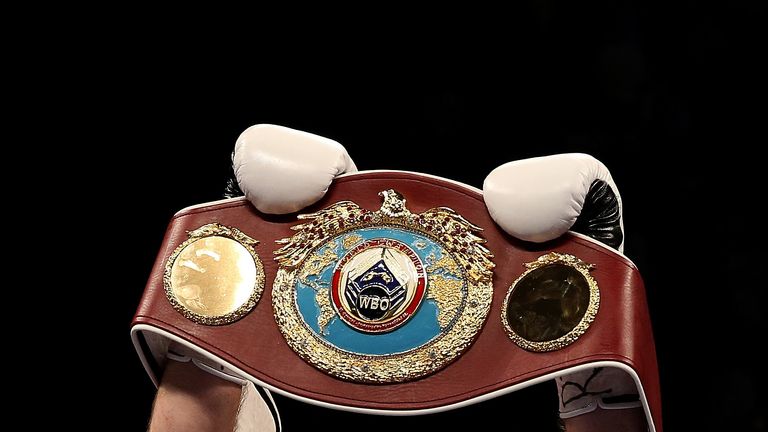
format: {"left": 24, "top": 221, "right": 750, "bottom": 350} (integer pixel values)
{"left": 273, "top": 189, "right": 495, "bottom": 383}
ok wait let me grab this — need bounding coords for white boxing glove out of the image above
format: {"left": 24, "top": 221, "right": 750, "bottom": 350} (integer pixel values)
{"left": 483, "top": 153, "right": 624, "bottom": 252}
{"left": 233, "top": 124, "right": 357, "bottom": 214}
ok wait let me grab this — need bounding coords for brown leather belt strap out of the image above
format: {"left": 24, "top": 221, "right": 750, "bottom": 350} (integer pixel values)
{"left": 132, "top": 171, "right": 662, "bottom": 431}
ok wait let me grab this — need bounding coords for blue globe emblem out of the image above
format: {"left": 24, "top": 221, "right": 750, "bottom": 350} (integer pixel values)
{"left": 295, "top": 227, "right": 468, "bottom": 356}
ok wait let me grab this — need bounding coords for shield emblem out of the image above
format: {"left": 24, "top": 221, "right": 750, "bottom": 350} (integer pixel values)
{"left": 348, "top": 259, "right": 404, "bottom": 320}
{"left": 332, "top": 239, "right": 426, "bottom": 333}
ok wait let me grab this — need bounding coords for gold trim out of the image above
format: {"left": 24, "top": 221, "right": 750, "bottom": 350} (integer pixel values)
{"left": 501, "top": 252, "right": 599, "bottom": 352}
{"left": 164, "top": 223, "right": 265, "bottom": 325}
{"left": 273, "top": 189, "right": 495, "bottom": 383}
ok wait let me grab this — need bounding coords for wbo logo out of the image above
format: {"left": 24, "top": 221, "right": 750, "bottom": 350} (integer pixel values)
{"left": 332, "top": 238, "right": 426, "bottom": 333}
{"left": 348, "top": 259, "right": 406, "bottom": 319}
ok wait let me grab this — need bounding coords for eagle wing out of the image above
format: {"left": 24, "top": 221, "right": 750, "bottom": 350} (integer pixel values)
{"left": 419, "top": 206, "right": 495, "bottom": 282}
{"left": 274, "top": 201, "right": 369, "bottom": 268}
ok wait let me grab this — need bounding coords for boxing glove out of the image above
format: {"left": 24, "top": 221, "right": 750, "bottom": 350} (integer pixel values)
{"left": 233, "top": 124, "right": 357, "bottom": 214}
{"left": 482, "top": 153, "right": 624, "bottom": 252}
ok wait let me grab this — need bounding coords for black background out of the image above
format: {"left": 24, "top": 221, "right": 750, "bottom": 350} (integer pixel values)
{"left": 98, "top": 3, "right": 765, "bottom": 431}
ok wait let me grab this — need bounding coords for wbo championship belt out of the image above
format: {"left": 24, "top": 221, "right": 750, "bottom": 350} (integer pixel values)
{"left": 131, "top": 171, "right": 661, "bottom": 431}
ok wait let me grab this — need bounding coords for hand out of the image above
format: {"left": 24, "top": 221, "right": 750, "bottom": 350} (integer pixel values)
{"left": 149, "top": 345, "right": 280, "bottom": 432}
{"left": 149, "top": 360, "right": 241, "bottom": 432}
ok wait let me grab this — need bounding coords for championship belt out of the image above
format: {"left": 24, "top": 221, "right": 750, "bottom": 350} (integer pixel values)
{"left": 131, "top": 171, "right": 662, "bottom": 431}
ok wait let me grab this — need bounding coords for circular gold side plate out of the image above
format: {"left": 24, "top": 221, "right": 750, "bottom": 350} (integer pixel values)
{"left": 501, "top": 252, "right": 599, "bottom": 352}
{"left": 164, "top": 223, "right": 264, "bottom": 325}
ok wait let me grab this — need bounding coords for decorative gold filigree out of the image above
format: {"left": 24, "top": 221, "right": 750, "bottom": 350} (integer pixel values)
{"left": 418, "top": 206, "right": 494, "bottom": 283}
{"left": 275, "top": 189, "right": 494, "bottom": 282}
{"left": 164, "top": 223, "right": 264, "bottom": 326}
{"left": 187, "top": 223, "right": 259, "bottom": 248}
{"left": 524, "top": 252, "right": 595, "bottom": 271}
{"left": 501, "top": 252, "right": 600, "bottom": 352}
{"left": 274, "top": 202, "right": 366, "bottom": 268}
{"left": 272, "top": 189, "right": 495, "bottom": 383}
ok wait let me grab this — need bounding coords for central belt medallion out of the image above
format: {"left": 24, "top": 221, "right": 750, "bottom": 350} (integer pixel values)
{"left": 273, "top": 190, "right": 495, "bottom": 383}
{"left": 332, "top": 238, "right": 426, "bottom": 333}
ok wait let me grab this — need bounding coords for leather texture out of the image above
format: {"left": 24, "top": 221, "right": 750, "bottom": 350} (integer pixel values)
{"left": 133, "top": 171, "right": 660, "bottom": 431}
{"left": 233, "top": 124, "right": 357, "bottom": 214}
{"left": 483, "top": 153, "right": 625, "bottom": 252}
